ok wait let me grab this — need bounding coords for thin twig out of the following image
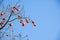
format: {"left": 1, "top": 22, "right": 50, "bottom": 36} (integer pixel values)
{"left": 9, "top": 18, "right": 17, "bottom": 22}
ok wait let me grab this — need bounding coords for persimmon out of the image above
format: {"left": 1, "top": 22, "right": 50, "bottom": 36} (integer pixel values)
{"left": 1, "top": 13, "right": 4, "bottom": 16}
{"left": 25, "top": 19, "right": 29, "bottom": 23}
{"left": 20, "top": 19, "right": 23, "bottom": 23}
{"left": 21, "top": 22, "right": 25, "bottom": 26}
{"left": 0, "top": 11, "right": 4, "bottom": 16}
{"left": 13, "top": 6, "right": 19, "bottom": 11}
{"left": 9, "top": 23, "right": 13, "bottom": 27}
{"left": 17, "top": 15, "right": 21, "bottom": 18}
{"left": 33, "top": 24, "right": 36, "bottom": 27}
{"left": 2, "top": 18, "right": 6, "bottom": 20}
{"left": 32, "top": 21, "right": 34, "bottom": 24}
{"left": 0, "top": 22, "right": 4, "bottom": 24}
{"left": 11, "top": 9, "right": 14, "bottom": 13}
{"left": 32, "top": 20, "right": 36, "bottom": 27}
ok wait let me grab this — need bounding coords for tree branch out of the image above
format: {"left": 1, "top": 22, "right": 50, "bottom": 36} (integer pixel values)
{"left": 9, "top": 18, "right": 17, "bottom": 22}
{"left": 0, "top": 13, "right": 12, "bottom": 30}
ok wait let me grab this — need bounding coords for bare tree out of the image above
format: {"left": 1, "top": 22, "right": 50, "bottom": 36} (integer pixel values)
{"left": 0, "top": 0, "right": 36, "bottom": 40}
{"left": 0, "top": 0, "right": 36, "bottom": 30}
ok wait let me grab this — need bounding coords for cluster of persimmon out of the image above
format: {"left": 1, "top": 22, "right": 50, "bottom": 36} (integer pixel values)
{"left": 0, "top": 5, "right": 36, "bottom": 28}
{"left": 9, "top": 5, "right": 36, "bottom": 27}
{"left": 0, "top": 11, "right": 5, "bottom": 25}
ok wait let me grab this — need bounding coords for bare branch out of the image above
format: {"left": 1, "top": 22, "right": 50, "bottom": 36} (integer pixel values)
{"left": 9, "top": 18, "right": 17, "bottom": 22}
{"left": 14, "top": 5, "right": 24, "bottom": 15}
{"left": 0, "top": 13, "right": 12, "bottom": 30}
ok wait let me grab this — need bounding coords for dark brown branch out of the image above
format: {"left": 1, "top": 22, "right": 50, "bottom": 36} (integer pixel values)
{"left": 0, "top": 24, "right": 2, "bottom": 26}
{"left": 0, "top": 13, "right": 12, "bottom": 30}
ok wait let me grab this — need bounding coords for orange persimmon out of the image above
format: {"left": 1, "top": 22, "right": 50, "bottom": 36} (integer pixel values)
{"left": 13, "top": 6, "right": 19, "bottom": 11}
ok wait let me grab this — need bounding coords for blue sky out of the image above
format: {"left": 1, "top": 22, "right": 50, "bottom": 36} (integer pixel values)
{"left": 0, "top": 0, "right": 60, "bottom": 40}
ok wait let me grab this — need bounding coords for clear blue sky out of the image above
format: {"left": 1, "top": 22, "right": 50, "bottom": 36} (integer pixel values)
{"left": 0, "top": 0, "right": 60, "bottom": 40}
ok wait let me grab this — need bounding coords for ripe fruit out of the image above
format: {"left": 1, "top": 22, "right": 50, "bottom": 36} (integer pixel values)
{"left": 2, "top": 18, "right": 6, "bottom": 20}
{"left": 20, "top": 19, "right": 25, "bottom": 26}
{"left": 21, "top": 22, "right": 25, "bottom": 26}
{"left": 33, "top": 24, "right": 36, "bottom": 27}
{"left": 0, "top": 11, "right": 4, "bottom": 16}
{"left": 1, "top": 13, "right": 4, "bottom": 16}
{"left": 9, "top": 23, "right": 13, "bottom": 27}
{"left": 32, "top": 21, "right": 34, "bottom": 24}
{"left": 32, "top": 20, "right": 36, "bottom": 27}
{"left": 13, "top": 6, "right": 19, "bottom": 11}
{"left": 17, "top": 15, "right": 21, "bottom": 18}
{"left": 20, "top": 19, "right": 23, "bottom": 23}
{"left": 0, "top": 22, "right": 4, "bottom": 24}
{"left": 11, "top": 9, "right": 14, "bottom": 13}
{"left": 25, "top": 19, "right": 29, "bottom": 23}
